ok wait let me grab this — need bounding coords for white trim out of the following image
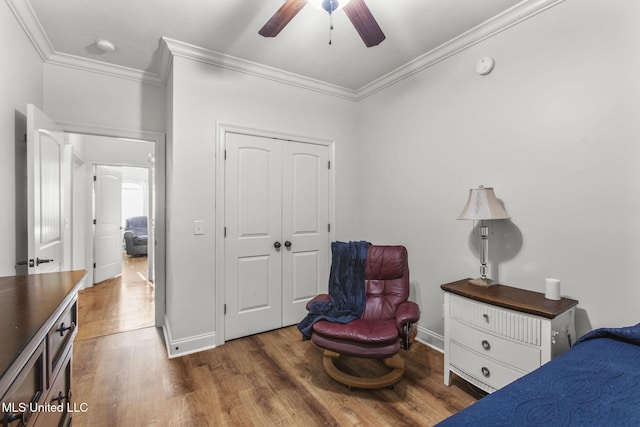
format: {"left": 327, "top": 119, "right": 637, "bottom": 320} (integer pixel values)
{"left": 58, "top": 121, "right": 166, "bottom": 329}
{"left": 6, "top": 0, "right": 54, "bottom": 62}
{"left": 162, "top": 38, "right": 356, "bottom": 100}
{"left": 48, "top": 52, "right": 165, "bottom": 86}
{"left": 416, "top": 326, "right": 445, "bottom": 353}
{"left": 215, "top": 123, "right": 336, "bottom": 346}
{"left": 162, "top": 315, "right": 217, "bottom": 358}
{"left": 9, "top": 0, "right": 566, "bottom": 98}
{"left": 356, "top": 0, "right": 566, "bottom": 99}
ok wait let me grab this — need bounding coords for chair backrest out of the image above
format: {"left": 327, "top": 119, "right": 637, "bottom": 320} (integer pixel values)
{"left": 125, "top": 216, "right": 147, "bottom": 232}
{"left": 362, "top": 245, "right": 410, "bottom": 321}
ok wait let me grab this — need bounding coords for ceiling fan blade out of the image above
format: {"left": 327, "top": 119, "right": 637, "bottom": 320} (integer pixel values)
{"left": 259, "top": 0, "right": 308, "bottom": 38}
{"left": 343, "top": 0, "right": 386, "bottom": 47}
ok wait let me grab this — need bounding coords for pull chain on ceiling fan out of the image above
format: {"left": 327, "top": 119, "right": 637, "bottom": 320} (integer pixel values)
{"left": 258, "top": 0, "right": 385, "bottom": 47}
{"left": 322, "top": 0, "right": 340, "bottom": 45}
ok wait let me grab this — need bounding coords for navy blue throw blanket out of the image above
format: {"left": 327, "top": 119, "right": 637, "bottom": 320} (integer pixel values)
{"left": 297, "top": 241, "right": 370, "bottom": 340}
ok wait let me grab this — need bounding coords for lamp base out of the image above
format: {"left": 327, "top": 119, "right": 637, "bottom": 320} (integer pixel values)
{"left": 468, "top": 277, "right": 495, "bottom": 287}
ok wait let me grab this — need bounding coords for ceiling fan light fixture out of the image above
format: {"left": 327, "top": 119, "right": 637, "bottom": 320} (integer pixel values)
{"left": 308, "top": 0, "right": 352, "bottom": 13}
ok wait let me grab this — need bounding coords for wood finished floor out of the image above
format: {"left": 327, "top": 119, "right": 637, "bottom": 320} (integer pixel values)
{"left": 76, "top": 254, "right": 154, "bottom": 340}
{"left": 73, "top": 260, "right": 480, "bottom": 426}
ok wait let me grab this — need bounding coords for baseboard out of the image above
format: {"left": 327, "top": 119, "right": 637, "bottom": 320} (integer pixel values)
{"left": 162, "top": 315, "right": 217, "bottom": 358}
{"left": 415, "top": 326, "right": 444, "bottom": 353}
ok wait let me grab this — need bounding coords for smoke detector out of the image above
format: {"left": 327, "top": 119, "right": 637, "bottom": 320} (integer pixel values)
{"left": 95, "top": 39, "right": 116, "bottom": 53}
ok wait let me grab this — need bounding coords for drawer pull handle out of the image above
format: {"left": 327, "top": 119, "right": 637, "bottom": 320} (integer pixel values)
{"left": 3, "top": 412, "right": 25, "bottom": 426}
{"left": 3, "top": 390, "right": 38, "bottom": 425}
{"left": 56, "top": 321, "right": 75, "bottom": 337}
{"left": 51, "top": 389, "right": 71, "bottom": 405}
{"left": 481, "top": 367, "right": 490, "bottom": 378}
{"left": 481, "top": 340, "right": 491, "bottom": 351}
{"left": 482, "top": 313, "right": 489, "bottom": 322}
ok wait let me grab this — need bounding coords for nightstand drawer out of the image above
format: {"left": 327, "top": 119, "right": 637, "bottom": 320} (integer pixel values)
{"left": 450, "top": 319, "right": 540, "bottom": 372}
{"left": 442, "top": 279, "right": 578, "bottom": 394}
{"left": 449, "top": 294, "right": 541, "bottom": 346}
{"left": 450, "top": 342, "right": 522, "bottom": 391}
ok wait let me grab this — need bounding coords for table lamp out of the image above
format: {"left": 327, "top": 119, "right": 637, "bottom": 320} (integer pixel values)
{"left": 458, "top": 185, "right": 510, "bottom": 286}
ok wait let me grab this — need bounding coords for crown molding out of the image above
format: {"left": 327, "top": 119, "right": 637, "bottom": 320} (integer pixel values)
{"left": 159, "top": 38, "right": 357, "bottom": 100}
{"left": 9, "top": 0, "right": 566, "bottom": 99}
{"left": 354, "top": 0, "right": 566, "bottom": 100}
{"left": 46, "top": 51, "right": 165, "bottom": 86}
{"left": 6, "top": 0, "right": 54, "bottom": 61}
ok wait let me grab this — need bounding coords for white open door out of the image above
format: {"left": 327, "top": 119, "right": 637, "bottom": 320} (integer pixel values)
{"left": 93, "top": 165, "right": 123, "bottom": 283}
{"left": 24, "top": 105, "right": 64, "bottom": 273}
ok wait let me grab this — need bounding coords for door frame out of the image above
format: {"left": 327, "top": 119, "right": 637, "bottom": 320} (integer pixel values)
{"left": 215, "top": 123, "right": 335, "bottom": 346}
{"left": 54, "top": 121, "right": 166, "bottom": 328}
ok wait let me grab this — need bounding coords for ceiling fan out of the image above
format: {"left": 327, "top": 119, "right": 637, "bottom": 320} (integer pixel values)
{"left": 259, "top": 0, "right": 386, "bottom": 47}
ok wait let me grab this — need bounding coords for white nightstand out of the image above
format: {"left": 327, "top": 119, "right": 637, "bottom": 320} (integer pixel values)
{"left": 442, "top": 279, "right": 578, "bottom": 393}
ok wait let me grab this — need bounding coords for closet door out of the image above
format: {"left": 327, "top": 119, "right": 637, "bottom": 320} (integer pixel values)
{"left": 281, "top": 142, "right": 330, "bottom": 325}
{"left": 224, "top": 132, "right": 330, "bottom": 340}
{"left": 225, "top": 133, "right": 283, "bottom": 340}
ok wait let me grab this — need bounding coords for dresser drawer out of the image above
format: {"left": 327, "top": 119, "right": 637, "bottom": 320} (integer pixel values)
{"left": 1, "top": 342, "right": 45, "bottom": 426}
{"left": 450, "top": 319, "right": 540, "bottom": 372}
{"left": 47, "top": 299, "right": 77, "bottom": 384}
{"left": 449, "top": 342, "right": 523, "bottom": 391}
{"left": 35, "top": 350, "right": 72, "bottom": 427}
{"left": 449, "top": 294, "right": 542, "bottom": 346}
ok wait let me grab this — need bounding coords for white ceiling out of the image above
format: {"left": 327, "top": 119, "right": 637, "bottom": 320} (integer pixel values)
{"left": 19, "top": 0, "right": 531, "bottom": 92}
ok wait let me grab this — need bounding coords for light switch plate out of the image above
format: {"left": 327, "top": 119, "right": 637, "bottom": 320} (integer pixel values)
{"left": 194, "top": 220, "right": 204, "bottom": 235}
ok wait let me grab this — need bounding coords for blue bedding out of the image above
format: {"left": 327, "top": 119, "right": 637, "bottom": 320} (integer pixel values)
{"left": 438, "top": 323, "right": 640, "bottom": 426}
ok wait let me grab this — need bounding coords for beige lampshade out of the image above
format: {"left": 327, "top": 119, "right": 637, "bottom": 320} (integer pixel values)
{"left": 458, "top": 186, "right": 510, "bottom": 220}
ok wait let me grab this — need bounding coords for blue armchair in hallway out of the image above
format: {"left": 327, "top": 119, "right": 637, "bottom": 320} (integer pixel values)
{"left": 124, "top": 216, "right": 148, "bottom": 256}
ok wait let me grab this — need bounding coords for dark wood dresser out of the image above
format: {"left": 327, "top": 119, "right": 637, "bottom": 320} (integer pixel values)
{"left": 0, "top": 270, "right": 86, "bottom": 426}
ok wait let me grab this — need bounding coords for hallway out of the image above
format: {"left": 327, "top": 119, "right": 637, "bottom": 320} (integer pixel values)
{"left": 76, "top": 255, "right": 154, "bottom": 341}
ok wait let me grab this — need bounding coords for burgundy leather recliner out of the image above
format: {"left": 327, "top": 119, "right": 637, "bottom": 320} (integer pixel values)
{"left": 306, "top": 245, "right": 421, "bottom": 389}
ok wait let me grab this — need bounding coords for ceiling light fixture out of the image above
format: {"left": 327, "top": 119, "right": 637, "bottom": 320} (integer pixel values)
{"left": 307, "top": 0, "right": 352, "bottom": 12}
{"left": 95, "top": 39, "right": 116, "bottom": 53}
{"left": 307, "top": 0, "right": 353, "bottom": 45}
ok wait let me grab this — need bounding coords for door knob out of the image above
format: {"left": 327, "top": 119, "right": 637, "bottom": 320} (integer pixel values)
{"left": 284, "top": 241, "right": 292, "bottom": 248}
{"left": 36, "top": 257, "right": 54, "bottom": 266}
{"left": 274, "top": 241, "right": 281, "bottom": 249}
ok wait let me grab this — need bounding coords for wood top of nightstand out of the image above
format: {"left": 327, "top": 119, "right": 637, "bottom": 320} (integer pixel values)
{"left": 441, "top": 279, "right": 578, "bottom": 319}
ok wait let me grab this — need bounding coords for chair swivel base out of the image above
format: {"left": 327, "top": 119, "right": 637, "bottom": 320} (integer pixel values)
{"left": 322, "top": 350, "right": 405, "bottom": 389}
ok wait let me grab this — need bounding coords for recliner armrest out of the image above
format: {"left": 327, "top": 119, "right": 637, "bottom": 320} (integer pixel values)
{"left": 306, "top": 294, "right": 331, "bottom": 311}
{"left": 395, "top": 301, "right": 420, "bottom": 327}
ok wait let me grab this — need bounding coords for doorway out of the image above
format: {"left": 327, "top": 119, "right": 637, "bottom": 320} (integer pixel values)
{"left": 82, "top": 164, "right": 154, "bottom": 339}
{"left": 66, "top": 130, "right": 165, "bottom": 329}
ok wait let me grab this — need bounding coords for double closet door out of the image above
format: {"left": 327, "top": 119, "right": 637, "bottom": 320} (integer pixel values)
{"left": 224, "top": 133, "right": 330, "bottom": 340}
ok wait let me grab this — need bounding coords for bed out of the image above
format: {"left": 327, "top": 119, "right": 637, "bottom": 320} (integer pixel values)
{"left": 437, "top": 323, "right": 640, "bottom": 426}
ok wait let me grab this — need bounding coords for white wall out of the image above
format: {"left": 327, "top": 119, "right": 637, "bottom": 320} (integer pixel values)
{"left": 0, "top": 1, "right": 44, "bottom": 276}
{"left": 43, "top": 64, "right": 165, "bottom": 134}
{"left": 357, "top": 0, "right": 640, "bottom": 343}
{"left": 165, "top": 56, "right": 360, "bottom": 355}
{"left": 8, "top": 0, "right": 638, "bottom": 357}
{"left": 44, "top": 67, "right": 166, "bottom": 324}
